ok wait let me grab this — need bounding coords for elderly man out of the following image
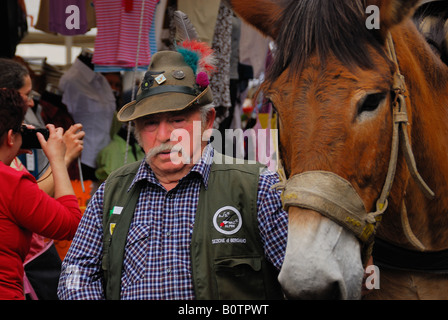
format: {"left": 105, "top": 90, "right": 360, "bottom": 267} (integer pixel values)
{"left": 57, "top": 47, "right": 288, "bottom": 300}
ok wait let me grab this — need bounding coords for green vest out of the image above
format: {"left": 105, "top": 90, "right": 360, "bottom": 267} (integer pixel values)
{"left": 101, "top": 154, "right": 284, "bottom": 300}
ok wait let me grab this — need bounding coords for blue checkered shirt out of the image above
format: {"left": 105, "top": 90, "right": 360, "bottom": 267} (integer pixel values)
{"left": 57, "top": 146, "right": 288, "bottom": 300}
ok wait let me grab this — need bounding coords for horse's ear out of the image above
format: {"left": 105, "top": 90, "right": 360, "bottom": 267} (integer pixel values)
{"left": 367, "top": 0, "right": 420, "bottom": 34}
{"left": 224, "top": 0, "right": 284, "bottom": 39}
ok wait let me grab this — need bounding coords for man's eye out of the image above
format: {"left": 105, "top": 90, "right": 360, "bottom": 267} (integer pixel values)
{"left": 170, "top": 118, "right": 186, "bottom": 128}
{"left": 142, "top": 121, "right": 158, "bottom": 131}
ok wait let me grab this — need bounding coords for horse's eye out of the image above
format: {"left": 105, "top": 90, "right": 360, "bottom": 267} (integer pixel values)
{"left": 357, "top": 93, "right": 386, "bottom": 115}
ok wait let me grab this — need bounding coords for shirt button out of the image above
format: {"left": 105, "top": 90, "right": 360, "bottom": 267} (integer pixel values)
{"left": 166, "top": 268, "right": 171, "bottom": 274}
{"left": 166, "top": 231, "right": 171, "bottom": 237}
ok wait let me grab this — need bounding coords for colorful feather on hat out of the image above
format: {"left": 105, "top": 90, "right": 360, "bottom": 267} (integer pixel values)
{"left": 173, "top": 10, "right": 216, "bottom": 77}
{"left": 177, "top": 40, "right": 216, "bottom": 75}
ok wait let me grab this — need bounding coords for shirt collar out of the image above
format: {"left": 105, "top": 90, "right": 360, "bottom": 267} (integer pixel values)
{"left": 190, "top": 143, "right": 214, "bottom": 189}
{"left": 128, "top": 144, "right": 214, "bottom": 191}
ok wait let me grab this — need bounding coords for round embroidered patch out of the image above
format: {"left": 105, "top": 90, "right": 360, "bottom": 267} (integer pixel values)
{"left": 213, "top": 206, "right": 242, "bottom": 235}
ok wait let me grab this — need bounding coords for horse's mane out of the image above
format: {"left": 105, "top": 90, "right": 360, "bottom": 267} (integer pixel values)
{"left": 413, "top": 1, "right": 448, "bottom": 65}
{"left": 267, "top": 0, "right": 387, "bottom": 83}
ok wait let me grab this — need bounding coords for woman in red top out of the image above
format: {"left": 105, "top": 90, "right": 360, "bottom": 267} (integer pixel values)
{"left": 0, "top": 89, "right": 82, "bottom": 299}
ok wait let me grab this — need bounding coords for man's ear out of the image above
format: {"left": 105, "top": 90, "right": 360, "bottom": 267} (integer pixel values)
{"left": 367, "top": 0, "right": 420, "bottom": 37}
{"left": 206, "top": 108, "right": 216, "bottom": 131}
{"left": 201, "top": 108, "right": 216, "bottom": 143}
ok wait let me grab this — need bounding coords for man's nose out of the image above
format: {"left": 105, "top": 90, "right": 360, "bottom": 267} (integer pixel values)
{"left": 156, "top": 120, "right": 173, "bottom": 142}
{"left": 27, "top": 98, "right": 35, "bottom": 108}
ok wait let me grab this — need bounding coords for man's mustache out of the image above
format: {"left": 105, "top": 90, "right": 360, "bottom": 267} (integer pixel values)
{"left": 145, "top": 143, "right": 183, "bottom": 162}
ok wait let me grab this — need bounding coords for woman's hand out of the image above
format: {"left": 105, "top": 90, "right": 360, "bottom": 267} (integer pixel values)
{"left": 37, "top": 124, "right": 75, "bottom": 198}
{"left": 63, "top": 123, "right": 85, "bottom": 166}
{"left": 37, "top": 124, "right": 66, "bottom": 165}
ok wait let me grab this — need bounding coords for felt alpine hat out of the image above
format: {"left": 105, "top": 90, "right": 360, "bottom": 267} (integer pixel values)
{"left": 117, "top": 49, "right": 214, "bottom": 122}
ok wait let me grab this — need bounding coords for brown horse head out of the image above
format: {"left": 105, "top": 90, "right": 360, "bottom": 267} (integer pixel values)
{"left": 229, "top": 0, "right": 448, "bottom": 299}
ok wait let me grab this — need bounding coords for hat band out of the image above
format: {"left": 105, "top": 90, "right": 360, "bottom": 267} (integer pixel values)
{"left": 136, "top": 85, "right": 198, "bottom": 103}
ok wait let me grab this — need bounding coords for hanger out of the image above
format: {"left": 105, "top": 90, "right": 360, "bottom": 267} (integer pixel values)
{"left": 77, "top": 48, "right": 94, "bottom": 70}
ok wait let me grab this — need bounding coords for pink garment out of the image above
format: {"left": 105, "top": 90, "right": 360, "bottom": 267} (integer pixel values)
{"left": 93, "top": 0, "right": 158, "bottom": 68}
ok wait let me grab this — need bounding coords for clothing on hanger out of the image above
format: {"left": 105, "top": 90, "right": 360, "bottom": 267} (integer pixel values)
{"left": 94, "top": 1, "right": 160, "bottom": 73}
{"left": 59, "top": 58, "right": 116, "bottom": 171}
{"left": 209, "top": 2, "right": 233, "bottom": 111}
{"left": 93, "top": 0, "right": 158, "bottom": 69}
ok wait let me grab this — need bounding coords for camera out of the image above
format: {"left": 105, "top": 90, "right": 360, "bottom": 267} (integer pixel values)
{"left": 21, "top": 126, "right": 49, "bottom": 149}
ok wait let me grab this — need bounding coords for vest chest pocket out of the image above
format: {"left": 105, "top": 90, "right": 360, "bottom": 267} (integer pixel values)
{"left": 122, "top": 224, "right": 151, "bottom": 287}
{"left": 214, "top": 256, "right": 266, "bottom": 300}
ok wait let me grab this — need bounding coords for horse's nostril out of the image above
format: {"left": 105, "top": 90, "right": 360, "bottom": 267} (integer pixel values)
{"left": 328, "top": 280, "right": 345, "bottom": 300}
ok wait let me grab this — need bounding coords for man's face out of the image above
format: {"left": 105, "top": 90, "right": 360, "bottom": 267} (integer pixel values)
{"left": 136, "top": 107, "right": 215, "bottom": 178}
{"left": 17, "top": 75, "right": 34, "bottom": 109}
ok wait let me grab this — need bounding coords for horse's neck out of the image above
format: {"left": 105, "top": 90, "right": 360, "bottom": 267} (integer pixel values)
{"left": 384, "top": 22, "right": 448, "bottom": 250}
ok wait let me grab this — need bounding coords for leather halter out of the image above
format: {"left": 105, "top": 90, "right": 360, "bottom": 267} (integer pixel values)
{"left": 273, "top": 33, "right": 435, "bottom": 262}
